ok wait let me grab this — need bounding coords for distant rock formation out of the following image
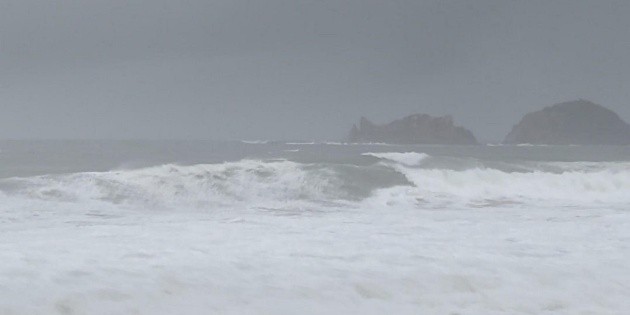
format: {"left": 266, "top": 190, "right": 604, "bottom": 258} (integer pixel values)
{"left": 348, "top": 114, "right": 478, "bottom": 145}
{"left": 504, "top": 100, "right": 630, "bottom": 145}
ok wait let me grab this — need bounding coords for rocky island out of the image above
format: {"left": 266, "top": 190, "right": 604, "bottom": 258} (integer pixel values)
{"left": 348, "top": 114, "right": 478, "bottom": 145}
{"left": 504, "top": 100, "right": 630, "bottom": 145}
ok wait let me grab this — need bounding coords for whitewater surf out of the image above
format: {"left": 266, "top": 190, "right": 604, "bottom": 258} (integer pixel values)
{"left": 1, "top": 141, "right": 629, "bottom": 314}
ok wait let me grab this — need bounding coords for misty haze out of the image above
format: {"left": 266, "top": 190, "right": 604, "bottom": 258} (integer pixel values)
{"left": 1, "top": 1, "right": 630, "bottom": 314}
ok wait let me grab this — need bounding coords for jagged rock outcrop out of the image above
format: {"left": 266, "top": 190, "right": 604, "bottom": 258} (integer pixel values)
{"left": 504, "top": 100, "right": 630, "bottom": 145}
{"left": 348, "top": 114, "right": 478, "bottom": 145}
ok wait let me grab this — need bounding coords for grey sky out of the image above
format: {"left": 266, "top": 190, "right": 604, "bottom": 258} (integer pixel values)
{"left": 1, "top": 0, "right": 629, "bottom": 141}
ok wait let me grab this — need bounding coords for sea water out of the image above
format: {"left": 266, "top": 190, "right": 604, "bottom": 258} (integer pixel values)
{"left": 1, "top": 140, "right": 629, "bottom": 314}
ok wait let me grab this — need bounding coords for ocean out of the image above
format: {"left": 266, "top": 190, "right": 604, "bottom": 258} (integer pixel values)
{"left": 1, "top": 140, "right": 629, "bottom": 314}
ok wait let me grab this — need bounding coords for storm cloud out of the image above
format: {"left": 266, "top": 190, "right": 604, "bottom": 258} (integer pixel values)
{"left": 1, "top": 0, "right": 629, "bottom": 141}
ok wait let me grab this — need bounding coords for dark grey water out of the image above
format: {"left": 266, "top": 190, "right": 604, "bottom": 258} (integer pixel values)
{"left": 1, "top": 140, "right": 629, "bottom": 178}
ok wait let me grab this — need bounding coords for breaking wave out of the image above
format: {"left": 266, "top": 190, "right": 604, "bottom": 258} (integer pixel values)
{"left": 1, "top": 154, "right": 629, "bottom": 210}
{"left": 362, "top": 152, "right": 430, "bottom": 166}
{"left": 241, "top": 140, "right": 270, "bottom": 144}
{"left": 0, "top": 160, "right": 358, "bottom": 209}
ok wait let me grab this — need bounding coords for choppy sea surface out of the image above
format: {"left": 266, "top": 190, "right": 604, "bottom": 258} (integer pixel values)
{"left": 1, "top": 140, "right": 629, "bottom": 314}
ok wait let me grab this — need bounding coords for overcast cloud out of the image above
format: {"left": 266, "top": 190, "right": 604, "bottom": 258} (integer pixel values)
{"left": 1, "top": 0, "right": 629, "bottom": 141}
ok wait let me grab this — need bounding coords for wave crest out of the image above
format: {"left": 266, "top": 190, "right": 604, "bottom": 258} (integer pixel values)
{"left": 1, "top": 160, "right": 351, "bottom": 209}
{"left": 362, "top": 152, "right": 430, "bottom": 166}
{"left": 2, "top": 155, "right": 629, "bottom": 210}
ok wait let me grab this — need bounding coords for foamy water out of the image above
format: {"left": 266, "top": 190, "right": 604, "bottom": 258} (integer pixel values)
{"left": 1, "top": 141, "right": 629, "bottom": 314}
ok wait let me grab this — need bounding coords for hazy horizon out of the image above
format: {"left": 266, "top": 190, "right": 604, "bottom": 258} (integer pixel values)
{"left": 3, "top": 2, "right": 630, "bottom": 313}
{"left": 2, "top": 0, "right": 630, "bottom": 142}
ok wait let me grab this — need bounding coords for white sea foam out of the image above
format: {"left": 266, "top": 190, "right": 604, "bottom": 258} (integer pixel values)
{"left": 362, "top": 152, "right": 630, "bottom": 207}
{"left": 2, "top": 157, "right": 630, "bottom": 314}
{"left": 286, "top": 141, "right": 316, "bottom": 145}
{"left": 2, "top": 156, "right": 628, "bottom": 210}
{"left": 2, "top": 160, "right": 348, "bottom": 209}
{"left": 515, "top": 143, "right": 552, "bottom": 147}
{"left": 389, "top": 167, "right": 630, "bottom": 207}
{"left": 363, "top": 152, "right": 430, "bottom": 166}
{"left": 241, "top": 140, "right": 269, "bottom": 144}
